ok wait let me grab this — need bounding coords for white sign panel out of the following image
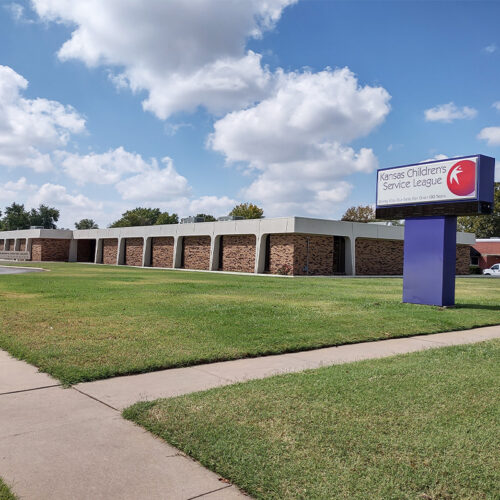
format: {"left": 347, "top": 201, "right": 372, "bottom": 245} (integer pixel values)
{"left": 377, "top": 156, "right": 478, "bottom": 207}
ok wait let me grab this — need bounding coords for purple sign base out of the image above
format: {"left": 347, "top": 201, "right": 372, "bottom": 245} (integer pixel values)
{"left": 403, "top": 216, "right": 457, "bottom": 307}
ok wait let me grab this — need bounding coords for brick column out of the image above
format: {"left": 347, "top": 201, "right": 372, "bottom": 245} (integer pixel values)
{"left": 142, "top": 237, "right": 151, "bottom": 267}
{"left": 254, "top": 234, "right": 267, "bottom": 274}
{"left": 209, "top": 235, "right": 221, "bottom": 271}
{"left": 173, "top": 236, "right": 183, "bottom": 268}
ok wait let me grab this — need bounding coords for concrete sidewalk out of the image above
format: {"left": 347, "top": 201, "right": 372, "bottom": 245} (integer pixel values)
{"left": 0, "top": 350, "right": 245, "bottom": 500}
{"left": 1, "top": 325, "right": 499, "bottom": 499}
{"left": 76, "top": 325, "right": 500, "bottom": 410}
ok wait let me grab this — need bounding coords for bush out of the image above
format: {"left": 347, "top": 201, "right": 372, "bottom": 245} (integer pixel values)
{"left": 276, "top": 264, "right": 292, "bottom": 275}
{"left": 469, "top": 265, "right": 482, "bottom": 275}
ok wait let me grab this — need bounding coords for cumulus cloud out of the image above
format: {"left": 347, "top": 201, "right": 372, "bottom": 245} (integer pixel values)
{"left": 477, "top": 126, "right": 500, "bottom": 146}
{"left": 58, "top": 147, "right": 160, "bottom": 185}
{"left": 0, "top": 65, "right": 85, "bottom": 172}
{"left": 493, "top": 101, "right": 500, "bottom": 112}
{"left": 55, "top": 146, "right": 236, "bottom": 218}
{"left": 115, "top": 157, "right": 190, "bottom": 201}
{"left": 0, "top": 175, "right": 102, "bottom": 228}
{"left": 187, "top": 195, "right": 238, "bottom": 216}
{"left": 209, "top": 67, "right": 390, "bottom": 216}
{"left": 483, "top": 43, "right": 497, "bottom": 54}
{"left": 31, "top": 0, "right": 296, "bottom": 119}
{"left": 424, "top": 102, "right": 477, "bottom": 123}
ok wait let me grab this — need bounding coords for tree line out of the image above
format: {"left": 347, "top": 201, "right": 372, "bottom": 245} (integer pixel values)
{"left": 0, "top": 203, "right": 60, "bottom": 231}
{"left": 2, "top": 190, "right": 498, "bottom": 237}
{"left": 340, "top": 183, "right": 499, "bottom": 238}
{"left": 0, "top": 202, "right": 265, "bottom": 231}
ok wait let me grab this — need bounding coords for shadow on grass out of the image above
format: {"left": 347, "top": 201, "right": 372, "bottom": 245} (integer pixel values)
{"left": 455, "top": 304, "right": 500, "bottom": 311}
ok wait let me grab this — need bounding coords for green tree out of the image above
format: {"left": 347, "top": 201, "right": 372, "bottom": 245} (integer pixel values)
{"left": 110, "top": 207, "right": 162, "bottom": 227}
{"left": 28, "top": 205, "right": 60, "bottom": 229}
{"left": 195, "top": 213, "right": 217, "bottom": 222}
{"left": 156, "top": 212, "right": 179, "bottom": 225}
{"left": 229, "top": 203, "right": 264, "bottom": 219}
{"left": 2, "top": 203, "right": 30, "bottom": 230}
{"left": 341, "top": 205, "right": 376, "bottom": 223}
{"left": 75, "top": 219, "right": 99, "bottom": 230}
{"left": 458, "top": 182, "right": 500, "bottom": 237}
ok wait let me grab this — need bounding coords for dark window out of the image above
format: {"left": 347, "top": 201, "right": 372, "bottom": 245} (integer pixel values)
{"left": 264, "top": 235, "right": 270, "bottom": 272}
{"left": 218, "top": 236, "right": 224, "bottom": 270}
{"left": 333, "top": 236, "right": 346, "bottom": 274}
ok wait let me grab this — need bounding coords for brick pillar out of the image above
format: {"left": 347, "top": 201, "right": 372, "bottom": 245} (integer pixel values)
{"left": 142, "top": 237, "right": 151, "bottom": 267}
{"left": 210, "top": 235, "right": 221, "bottom": 271}
{"left": 173, "top": 236, "right": 183, "bottom": 268}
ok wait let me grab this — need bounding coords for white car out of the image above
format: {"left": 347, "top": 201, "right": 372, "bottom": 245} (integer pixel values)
{"left": 483, "top": 263, "right": 500, "bottom": 276}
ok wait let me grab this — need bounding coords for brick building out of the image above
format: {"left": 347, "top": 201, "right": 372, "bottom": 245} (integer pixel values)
{"left": 0, "top": 217, "right": 474, "bottom": 275}
{"left": 472, "top": 238, "right": 500, "bottom": 270}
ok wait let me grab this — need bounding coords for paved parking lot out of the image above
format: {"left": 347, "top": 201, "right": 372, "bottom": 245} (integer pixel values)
{"left": 0, "top": 266, "right": 43, "bottom": 275}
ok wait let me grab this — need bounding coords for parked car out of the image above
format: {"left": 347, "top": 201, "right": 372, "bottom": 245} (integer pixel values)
{"left": 483, "top": 263, "right": 500, "bottom": 276}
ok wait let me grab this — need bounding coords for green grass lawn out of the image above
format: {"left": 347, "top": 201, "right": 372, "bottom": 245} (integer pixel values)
{"left": 0, "top": 479, "right": 15, "bottom": 500}
{"left": 125, "top": 340, "right": 500, "bottom": 500}
{"left": 0, "top": 262, "right": 498, "bottom": 384}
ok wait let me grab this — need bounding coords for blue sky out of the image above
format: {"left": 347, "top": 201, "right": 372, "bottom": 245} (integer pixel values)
{"left": 0, "top": 0, "right": 499, "bottom": 228}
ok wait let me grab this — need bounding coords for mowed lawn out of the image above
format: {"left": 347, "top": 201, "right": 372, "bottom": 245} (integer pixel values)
{"left": 125, "top": 341, "right": 500, "bottom": 500}
{"left": 0, "top": 262, "right": 498, "bottom": 384}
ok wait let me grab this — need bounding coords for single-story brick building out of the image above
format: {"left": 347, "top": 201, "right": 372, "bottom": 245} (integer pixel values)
{"left": 0, "top": 217, "right": 474, "bottom": 275}
{"left": 471, "top": 238, "right": 500, "bottom": 270}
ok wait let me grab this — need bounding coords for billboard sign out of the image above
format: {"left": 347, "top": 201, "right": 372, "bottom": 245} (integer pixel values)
{"left": 376, "top": 154, "right": 495, "bottom": 219}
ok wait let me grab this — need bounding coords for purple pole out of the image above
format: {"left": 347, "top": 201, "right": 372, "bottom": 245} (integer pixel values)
{"left": 403, "top": 216, "right": 457, "bottom": 307}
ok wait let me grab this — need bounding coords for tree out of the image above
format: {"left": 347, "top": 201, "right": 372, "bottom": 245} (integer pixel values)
{"left": 110, "top": 207, "right": 178, "bottom": 227}
{"left": 156, "top": 212, "right": 179, "bottom": 225}
{"left": 75, "top": 219, "right": 99, "bottom": 230}
{"left": 195, "top": 213, "right": 216, "bottom": 222}
{"left": 110, "top": 207, "right": 162, "bottom": 227}
{"left": 341, "top": 205, "right": 376, "bottom": 223}
{"left": 28, "top": 205, "right": 60, "bottom": 229}
{"left": 458, "top": 182, "right": 500, "bottom": 237}
{"left": 2, "top": 203, "right": 30, "bottom": 230}
{"left": 229, "top": 203, "right": 264, "bottom": 219}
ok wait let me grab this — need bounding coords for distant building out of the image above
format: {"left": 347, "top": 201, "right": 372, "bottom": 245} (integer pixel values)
{"left": 0, "top": 216, "right": 473, "bottom": 276}
{"left": 472, "top": 238, "right": 500, "bottom": 270}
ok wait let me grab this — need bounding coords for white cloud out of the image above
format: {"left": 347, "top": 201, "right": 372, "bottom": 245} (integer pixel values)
{"left": 188, "top": 196, "right": 238, "bottom": 216}
{"left": 493, "top": 101, "right": 500, "bottom": 112}
{"left": 419, "top": 154, "right": 448, "bottom": 163}
{"left": 4, "top": 3, "right": 34, "bottom": 23}
{"left": 29, "top": 182, "right": 96, "bottom": 209}
{"left": 58, "top": 147, "right": 158, "bottom": 185}
{"left": 0, "top": 176, "right": 102, "bottom": 228}
{"left": 424, "top": 102, "right": 477, "bottom": 123}
{"left": 0, "top": 65, "right": 85, "bottom": 172}
{"left": 483, "top": 43, "right": 497, "bottom": 54}
{"left": 209, "top": 67, "right": 390, "bottom": 216}
{"left": 31, "top": 0, "right": 297, "bottom": 119}
{"left": 477, "top": 126, "right": 500, "bottom": 146}
{"left": 115, "top": 157, "right": 190, "bottom": 202}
